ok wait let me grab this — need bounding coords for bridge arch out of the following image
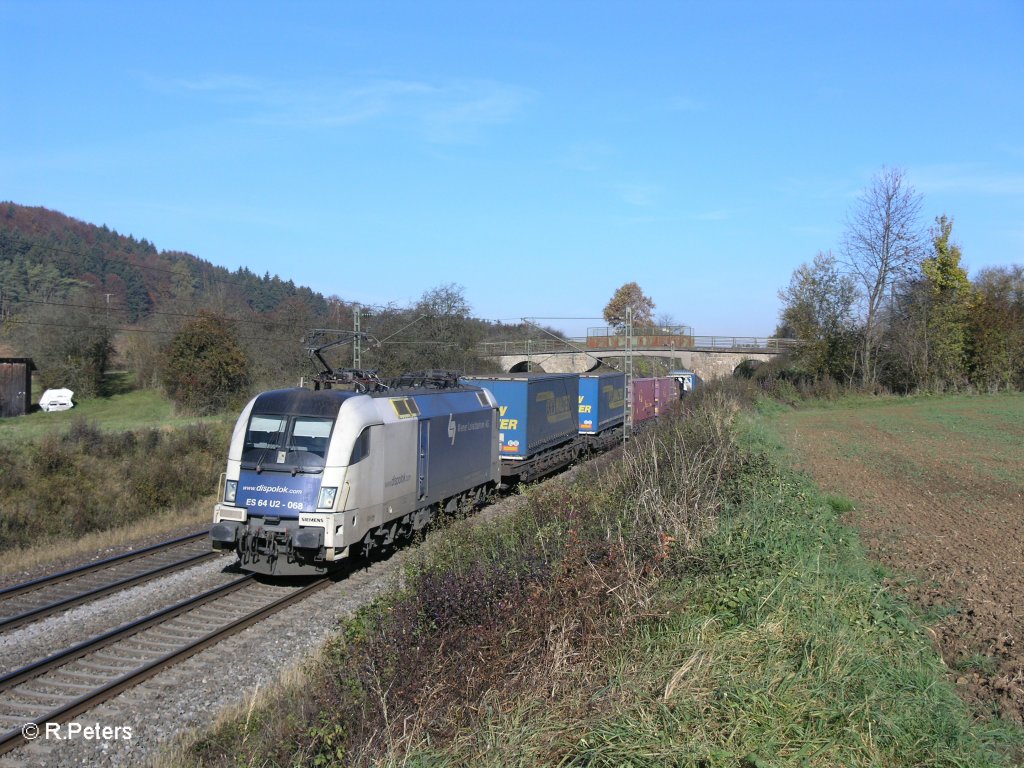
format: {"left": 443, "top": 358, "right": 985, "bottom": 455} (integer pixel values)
{"left": 492, "top": 350, "right": 778, "bottom": 380}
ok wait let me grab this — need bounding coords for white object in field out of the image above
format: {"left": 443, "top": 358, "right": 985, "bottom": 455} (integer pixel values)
{"left": 39, "top": 388, "right": 75, "bottom": 412}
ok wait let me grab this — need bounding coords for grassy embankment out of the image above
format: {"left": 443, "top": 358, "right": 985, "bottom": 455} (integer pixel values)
{"left": 0, "top": 386, "right": 231, "bottom": 576}
{"left": 172, "top": 387, "right": 1023, "bottom": 767}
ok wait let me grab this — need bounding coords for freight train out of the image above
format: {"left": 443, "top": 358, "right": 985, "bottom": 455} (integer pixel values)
{"left": 211, "top": 370, "right": 683, "bottom": 576}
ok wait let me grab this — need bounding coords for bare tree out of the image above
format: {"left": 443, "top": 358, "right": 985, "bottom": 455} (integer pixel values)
{"left": 842, "top": 167, "right": 925, "bottom": 384}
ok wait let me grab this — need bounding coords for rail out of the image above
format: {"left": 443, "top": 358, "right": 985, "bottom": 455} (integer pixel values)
{"left": 0, "top": 575, "right": 331, "bottom": 756}
{"left": 0, "top": 531, "right": 217, "bottom": 632}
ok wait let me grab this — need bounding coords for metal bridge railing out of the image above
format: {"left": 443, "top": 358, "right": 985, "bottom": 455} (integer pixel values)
{"left": 478, "top": 335, "right": 802, "bottom": 357}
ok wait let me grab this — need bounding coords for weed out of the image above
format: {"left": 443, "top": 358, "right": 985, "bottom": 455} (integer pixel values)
{"left": 168, "top": 388, "right": 1024, "bottom": 767}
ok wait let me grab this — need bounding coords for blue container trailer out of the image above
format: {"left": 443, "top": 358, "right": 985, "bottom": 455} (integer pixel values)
{"left": 578, "top": 371, "right": 625, "bottom": 435}
{"left": 461, "top": 373, "right": 580, "bottom": 482}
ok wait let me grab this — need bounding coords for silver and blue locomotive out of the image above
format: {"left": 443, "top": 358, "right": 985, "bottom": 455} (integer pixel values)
{"left": 211, "top": 381, "right": 499, "bottom": 576}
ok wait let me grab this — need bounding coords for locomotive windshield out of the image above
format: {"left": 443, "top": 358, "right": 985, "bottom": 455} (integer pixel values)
{"left": 241, "top": 414, "right": 334, "bottom": 472}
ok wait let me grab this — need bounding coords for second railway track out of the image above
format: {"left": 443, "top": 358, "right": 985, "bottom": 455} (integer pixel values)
{"left": 0, "top": 573, "right": 331, "bottom": 756}
{"left": 0, "top": 531, "right": 217, "bottom": 632}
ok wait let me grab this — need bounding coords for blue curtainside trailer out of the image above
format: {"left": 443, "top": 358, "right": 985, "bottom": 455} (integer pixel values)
{"left": 461, "top": 373, "right": 580, "bottom": 483}
{"left": 578, "top": 371, "right": 626, "bottom": 435}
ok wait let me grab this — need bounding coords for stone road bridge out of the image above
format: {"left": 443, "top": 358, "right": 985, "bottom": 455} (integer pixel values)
{"left": 479, "top": 333, "right": 799, "bottom": 380}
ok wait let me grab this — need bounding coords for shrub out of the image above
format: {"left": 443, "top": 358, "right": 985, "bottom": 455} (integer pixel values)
{"left": 0, "top": 421, "right": 231, "bottom": 554}
{"left": 161, "top": 312, "right": 250, "bottom": 415}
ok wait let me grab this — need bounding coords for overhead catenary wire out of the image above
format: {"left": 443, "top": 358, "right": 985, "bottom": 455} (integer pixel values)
{"left": 0, "top": 232, "right": 272, "bottom": 292}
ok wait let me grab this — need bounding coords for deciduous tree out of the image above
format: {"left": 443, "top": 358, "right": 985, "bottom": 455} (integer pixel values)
{"left": 603, "top": 282, "right": 655, "bottom": 331}
{"left": 777, "top": 251, "right": 858, "bottom": 381}
{"left": 969, "top": 265, "right": 1024, "bottom": 391}
{"left": 161, "top": 312, "right": 250, "bottom": 414}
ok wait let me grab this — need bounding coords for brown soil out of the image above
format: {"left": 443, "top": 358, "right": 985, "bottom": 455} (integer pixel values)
{"left": 776, "top": 400, "right": 1024, "bottom": 724}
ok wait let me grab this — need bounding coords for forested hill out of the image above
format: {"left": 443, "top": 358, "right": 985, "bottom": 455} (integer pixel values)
{"left": 0, "top": 202, "right": 330, "bottom": 322}
{"left": 0, "top": 202, "right": 534, "bottom": 403}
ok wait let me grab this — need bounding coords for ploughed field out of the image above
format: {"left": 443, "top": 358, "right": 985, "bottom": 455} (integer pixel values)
{"left": 773, "top": 393, "right": 1024, "bottom": 723}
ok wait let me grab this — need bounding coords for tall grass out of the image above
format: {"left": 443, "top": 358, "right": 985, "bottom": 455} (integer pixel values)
{"left": 172, "top": 387, "right": 1022, "bottom": 767}
{"left": 0, "top": 418, "right": 231, "bottom": 553}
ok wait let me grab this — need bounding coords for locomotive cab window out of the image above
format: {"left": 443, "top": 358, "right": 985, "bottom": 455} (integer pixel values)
{"left": 290, "top": 417, "right": 333, "bottom": 460}
{"left": 241, "top": 414, "right": 333, "bottom": 470}
{"left": 242, "top": 415, "right": 285, "bottom": 461}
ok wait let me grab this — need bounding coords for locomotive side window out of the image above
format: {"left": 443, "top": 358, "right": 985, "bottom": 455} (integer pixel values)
{"left": 349, "top": 427, "right": 371, "bottom": 464}
{"left": 390, "top": 398, "right": 420, "bottom": 419}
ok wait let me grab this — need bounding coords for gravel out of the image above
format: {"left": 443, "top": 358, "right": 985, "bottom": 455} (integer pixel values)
{"left": 0, "top": 554, "right": 242, "bottom": 678}
{"left": 0, "top": 463, "right": 595, "bottom": 768}
{"left": 0, "top": 497, "right": 512, "bottom": 768}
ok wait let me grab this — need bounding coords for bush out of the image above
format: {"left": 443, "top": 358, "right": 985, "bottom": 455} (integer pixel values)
{"left": 161, "top": 312, "right": 250, "bottom": 415}
{"left": 0, "top": 421, "right": 231, "bottom": 553}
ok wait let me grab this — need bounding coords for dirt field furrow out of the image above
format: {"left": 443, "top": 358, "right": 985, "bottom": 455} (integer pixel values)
{"left": 774, "top": 394, "right": 1024, "bottom": 723}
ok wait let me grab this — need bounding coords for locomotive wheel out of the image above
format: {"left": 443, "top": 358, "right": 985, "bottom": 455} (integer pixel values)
{"left": 358, "top": 529, "right": 379, "bottom": 560}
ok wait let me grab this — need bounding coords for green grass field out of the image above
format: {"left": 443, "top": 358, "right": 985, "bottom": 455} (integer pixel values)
{"left": 0, "top": 387, "right": 228, "bottom": 445}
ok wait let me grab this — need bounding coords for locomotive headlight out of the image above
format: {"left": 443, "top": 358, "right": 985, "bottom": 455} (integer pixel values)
{"left": 317, "top": 486, "right": 338, "bottom": 510}
{"left": 224, "top": 480, "right": 238, "bottom": 504}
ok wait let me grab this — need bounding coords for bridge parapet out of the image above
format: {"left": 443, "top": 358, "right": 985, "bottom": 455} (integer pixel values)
{"left": 478, "top": 335, "right": 800, "bottom": 357}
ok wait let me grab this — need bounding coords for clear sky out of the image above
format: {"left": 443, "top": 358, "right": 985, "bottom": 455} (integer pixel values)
{"left": 3, "top": 1, "right": 1022, "bottom": 337}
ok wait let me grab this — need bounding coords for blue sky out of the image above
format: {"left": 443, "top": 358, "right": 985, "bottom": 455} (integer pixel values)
{"left": 3, "top": 1, "right": 1022, "bottom": 337}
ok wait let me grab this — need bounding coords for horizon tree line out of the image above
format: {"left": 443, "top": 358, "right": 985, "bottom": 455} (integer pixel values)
{"left": 777, "top": 166, "right": 1023, "bottom": 393}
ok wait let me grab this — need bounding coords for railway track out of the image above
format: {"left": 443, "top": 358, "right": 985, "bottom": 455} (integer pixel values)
{"left": 0, "top": 573, "right": 331, "bottom": 756}
{"left": 0, "top": 532, "right": 218, "bottom": 632}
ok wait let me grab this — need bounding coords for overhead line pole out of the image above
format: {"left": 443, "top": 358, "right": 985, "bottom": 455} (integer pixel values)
{"left": 353, "top": 305, "right": 361, "bottom": 369}
{"left": 625, "top": 306, "right": 633, "bottom": 441}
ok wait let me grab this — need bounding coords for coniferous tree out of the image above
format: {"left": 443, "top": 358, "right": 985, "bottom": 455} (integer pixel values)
{"left": 920, "top": 215, "right": 973, "bottom": 387}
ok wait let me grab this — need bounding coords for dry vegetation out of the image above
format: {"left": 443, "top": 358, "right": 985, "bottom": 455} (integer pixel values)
{"left": 172, "top": 386, "right": 1022, "bottom": 767}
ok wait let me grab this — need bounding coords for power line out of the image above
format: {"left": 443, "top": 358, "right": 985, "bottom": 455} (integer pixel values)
{"left": 0, "top": 231, "right": 322, "bottom": 294}
{"left": 5, "top": 296, "right": 318, "bottom": 331}
{"left": 0, "top": 317, "right": 301, "bottom": 343}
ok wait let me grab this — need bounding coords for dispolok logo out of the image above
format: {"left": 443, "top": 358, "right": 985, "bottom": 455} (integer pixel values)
{"left": 238, "top": 470, "right": 317, "bottom": 517}
{"left": 448, "top": 415, "right": 457, "bottom": 445}
{"left": 385, "top": 473, "right": 411, "bottom": 488}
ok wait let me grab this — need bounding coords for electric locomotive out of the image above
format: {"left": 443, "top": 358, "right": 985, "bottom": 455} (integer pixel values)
{"left": 211, "top": 379, "right": 499, "bottom": 576}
